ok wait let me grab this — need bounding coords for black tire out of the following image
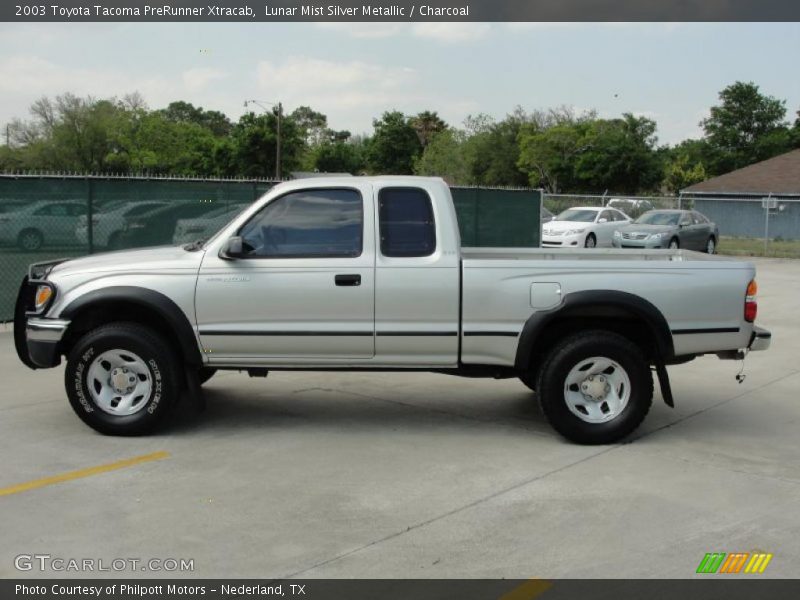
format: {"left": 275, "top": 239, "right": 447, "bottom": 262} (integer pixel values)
{"left": 705, "top": 236, "right": 716, "bottom": 254}
{"left": 519, "top": 372, "right": 537, "bottom": 392}
{"left": 536, "top": 330, "right": 653, "bottom": 444}
{"left": 584, "top": 233, "right": 597, "bottom": 248}
{"left": 17, "top": 229, "right": 44, "bottom": 251}
{"left": 198, "top": 368, "right": 217, "bottom": 385}
{"left": 65, "top": 322, "right": 180, "bottom": 435}
{"left": 668, "top": 237, "right": 679, "bottom": 250}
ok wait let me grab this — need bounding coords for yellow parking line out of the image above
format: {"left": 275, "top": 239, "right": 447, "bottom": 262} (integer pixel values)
{"left": 0, "top": 451, "right": 170, "bottom": 497}
{"left": 499, "top": 578, "right": 553, "bottom": 600}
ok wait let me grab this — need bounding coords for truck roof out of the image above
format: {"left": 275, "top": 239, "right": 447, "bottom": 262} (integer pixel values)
{"left": 271, "top": 175, "right": 447, "bottom": 192}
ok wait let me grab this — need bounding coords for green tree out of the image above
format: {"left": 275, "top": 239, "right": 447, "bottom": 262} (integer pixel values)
{"left": 366, "top": 111, "right": 422, "bottom": 174}
{"left": 701, "top": 81, "right": 792, "bottom": 174}
{"left": 160, "top": 101, "right": 232, "bottom": 137}
{"left": 465, "top": 108, "right": 530, "bottom": 187}
{"left": 664, "top": 153, "right": 707, "bottom": 195}
{"left": 414, "top": 128, "right": 470, "bottom": 184}
{"left": 574, "top": 114, "right": 663, "bottom": 194}
{"left": 409, "top": 111, "right": 448, "bottom": 148}
{"left": 518, "top": 122, "right": 588, "bottom": 192}
{"left": 232, "top": 110, "right": 305, "bottom": 178}
{"left": 312, "top": 139, "right": 366, "bottom": 174}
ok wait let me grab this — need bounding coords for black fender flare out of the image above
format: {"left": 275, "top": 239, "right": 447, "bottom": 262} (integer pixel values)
{"left": 60, "top": 286, "right": 203, "bottom": 367}
{"left": 515, "top": 289, "right": 675, "bottom": 368}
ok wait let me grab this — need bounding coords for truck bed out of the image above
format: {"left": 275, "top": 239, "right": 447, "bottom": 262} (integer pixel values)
{"left": 459, "top": 247, "right": 756, "bottom": 366}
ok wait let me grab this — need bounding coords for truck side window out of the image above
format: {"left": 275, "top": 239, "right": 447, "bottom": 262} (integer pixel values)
{"left": 378, "top": 187, "right": 436, "bottom": 257}
{"left": 239, "top": 188, "right": 363, "bottom": 258}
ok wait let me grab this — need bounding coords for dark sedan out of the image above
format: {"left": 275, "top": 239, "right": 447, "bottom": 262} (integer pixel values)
{"left": 612, "top": 209, "right": 719, "bottom": 253}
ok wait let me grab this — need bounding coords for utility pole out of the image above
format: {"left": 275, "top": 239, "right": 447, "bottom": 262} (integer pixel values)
{"left": 276, "top": 102, "right": 282, "bottom": 180}
{"left": 244, "top": 99, "right": 282, "bottom": 180}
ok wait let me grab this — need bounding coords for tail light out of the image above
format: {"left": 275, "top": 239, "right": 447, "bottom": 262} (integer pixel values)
{"left": 744, "top": 279, "right": 757, "bottom": 323}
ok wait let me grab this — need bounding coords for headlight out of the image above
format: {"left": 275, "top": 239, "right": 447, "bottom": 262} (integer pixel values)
{"left": 613, "top": 230, "right": 621, "bottom": 237}
{"left": 648, "top": 232, "right": 666, "bottom": 240}
{"left": 565, "top": 228, "right": 586, "bottom": 235}
{"left": 34, "top": 284, "right": 54, "bottom": 312}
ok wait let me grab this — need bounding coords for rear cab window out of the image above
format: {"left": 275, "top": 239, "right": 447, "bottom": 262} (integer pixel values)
{"left": 378, "top": 187, "right": 436, "bottom": 257}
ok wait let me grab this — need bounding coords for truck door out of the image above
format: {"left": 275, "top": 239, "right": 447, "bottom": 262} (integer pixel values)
{"left": 195, "top": 183, "right": 375, "bottom": 362}
{"left": 373, "top": 185, "right": 460, "bottom": 366}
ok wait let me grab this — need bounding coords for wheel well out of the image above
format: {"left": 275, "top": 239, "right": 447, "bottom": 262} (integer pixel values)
{"left": 60, "top": 300, "right": 189, "bottom": 366}
{"left": 517, "top": 296, "right": 672, "bottom": 381}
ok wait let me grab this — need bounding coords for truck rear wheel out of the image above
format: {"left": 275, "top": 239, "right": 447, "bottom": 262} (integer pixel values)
{"left": 536, "top": 330, "right": 653, "bottom": 444}
{"left": 65, "top": 322, "right": 180, "bottom": 435}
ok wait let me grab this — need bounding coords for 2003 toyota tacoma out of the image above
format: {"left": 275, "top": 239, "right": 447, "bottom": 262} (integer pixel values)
{"left": 14, "top": 176, "right": 771, "bottom": 443}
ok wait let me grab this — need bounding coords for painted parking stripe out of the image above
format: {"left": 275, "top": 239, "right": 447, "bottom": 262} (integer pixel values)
{"left": 0, "top": 451, "right": 169, "bottom": 497}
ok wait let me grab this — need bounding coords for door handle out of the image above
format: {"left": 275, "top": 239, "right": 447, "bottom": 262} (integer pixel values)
{"left": 335, "top": 274, "right": 361, "bottom": 287}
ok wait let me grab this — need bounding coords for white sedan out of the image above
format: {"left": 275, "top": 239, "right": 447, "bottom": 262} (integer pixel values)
{"left": 542, "top": 206, "right": 632, "bottom": 248}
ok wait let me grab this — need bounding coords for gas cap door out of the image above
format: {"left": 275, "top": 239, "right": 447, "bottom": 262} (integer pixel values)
{"left": 530, "top": 282, "right": 562, "bottom": 310}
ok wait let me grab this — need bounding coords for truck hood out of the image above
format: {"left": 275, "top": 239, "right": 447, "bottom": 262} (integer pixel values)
{"left": 48, "top": 245, "right": 204, "bottom": 278}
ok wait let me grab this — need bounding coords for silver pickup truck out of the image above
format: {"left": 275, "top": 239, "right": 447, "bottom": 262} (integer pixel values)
{"left": 14, "top": 176, "right": 771, "bottom": 444}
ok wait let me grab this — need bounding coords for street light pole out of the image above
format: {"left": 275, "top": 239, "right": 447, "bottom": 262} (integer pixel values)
{"left": 244, "top": 99, "right": 282, "bottom": 180}
{"left": 276, "top": 102, "right": 282, "bottom": 180}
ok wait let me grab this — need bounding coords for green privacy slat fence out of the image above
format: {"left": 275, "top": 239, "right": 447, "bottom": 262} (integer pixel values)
{"left": 450, "top": 187, "right": 542, "bottom": 248}
{"left": 0, "top": 175, "right": 541, "bottom": 322}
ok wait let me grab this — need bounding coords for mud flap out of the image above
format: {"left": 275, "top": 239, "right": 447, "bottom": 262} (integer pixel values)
{"left": 654, "top": 361, "right": 674, "bottom": 408}
{"left": 184, "top": 367, "right": 206, "bottom": 412}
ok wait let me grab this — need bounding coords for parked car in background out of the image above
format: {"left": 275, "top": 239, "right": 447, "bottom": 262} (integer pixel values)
{"left": 612, "top": 209, "right": 719, "bottom": 253}
{"left": 542, "top": 206, "right": 631, "bottom": 248}
{"left": 0, "top": 200, "right": 86, "bottom": 251}
{"left": 76, "top": 201, "right": 168, "bottom": 249}
{"left": 172, "top": 203, "right": 249, "bottom": 245}
{"left": 607, "top": 198, "right": 655, "bottom": 219}
{"left": 115, "top": 201, "right": 219, "bottom": 249}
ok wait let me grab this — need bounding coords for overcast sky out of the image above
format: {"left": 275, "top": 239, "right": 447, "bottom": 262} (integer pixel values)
{"left": 1, "top": 22, "right": 798, "bottom": 145}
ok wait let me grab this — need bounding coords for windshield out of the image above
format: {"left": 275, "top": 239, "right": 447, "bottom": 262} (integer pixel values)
{"left": 635, "top": 212, "right": 680, "bottom": 226}
{"left": 556, "top": 209, "right": 597, "bottom": 223}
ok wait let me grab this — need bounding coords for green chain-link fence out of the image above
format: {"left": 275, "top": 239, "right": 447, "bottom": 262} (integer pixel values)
{"left": 0, "top": 174, "right": 541, "bottom": 321}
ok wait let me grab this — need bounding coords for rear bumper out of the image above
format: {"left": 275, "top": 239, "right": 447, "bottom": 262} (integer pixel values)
{"left": 749, "top": 326, "right": 771, "bottom": 352}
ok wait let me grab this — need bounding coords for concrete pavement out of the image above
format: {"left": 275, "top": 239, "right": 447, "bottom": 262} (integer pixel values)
{"left": 1, "top": 257, "right": 798, "bottom": 579}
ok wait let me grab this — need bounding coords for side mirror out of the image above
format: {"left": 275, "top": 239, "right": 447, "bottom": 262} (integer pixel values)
{"left": 598, "top": 218, "right": 608, "bottom": 223}
{"left": 221, "top": 236, "right": 244, "bottom": 259}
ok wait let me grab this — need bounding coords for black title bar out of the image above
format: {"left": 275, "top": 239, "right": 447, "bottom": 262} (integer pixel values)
{"left": 4, "top": 0, "right": 800, "bottom": 22}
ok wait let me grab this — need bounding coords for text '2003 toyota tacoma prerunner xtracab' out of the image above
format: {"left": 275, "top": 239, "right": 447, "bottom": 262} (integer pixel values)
{"left": 15, "top": 176, "right": 771, "bottom": 444}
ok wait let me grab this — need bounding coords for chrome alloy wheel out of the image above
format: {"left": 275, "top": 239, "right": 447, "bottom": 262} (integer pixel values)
{"left": 563, "top": 356, "right": 631, "bottom": 424}
{"left": 86, "top": 349, "right": 153, "bottom": 416}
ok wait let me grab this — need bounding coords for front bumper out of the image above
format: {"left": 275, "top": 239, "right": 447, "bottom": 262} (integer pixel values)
{"left": 542, "top": 233, "right": 584, "bottom": 247}
{"left": 612, "top": 237, "right": 667, "bottom": 249}
{"left": 14, "top": 276, "right": 70, "bottom": 369}
{"left": 25, "top": 318, "right": 69, "bottom": 368}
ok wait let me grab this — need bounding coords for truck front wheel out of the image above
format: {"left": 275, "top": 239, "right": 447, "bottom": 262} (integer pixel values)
{"left": 536, "top": 331, "right": 653, "bottom": 444}
{"left": 65, "top": 322, "right": 180, "bottom": 435}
